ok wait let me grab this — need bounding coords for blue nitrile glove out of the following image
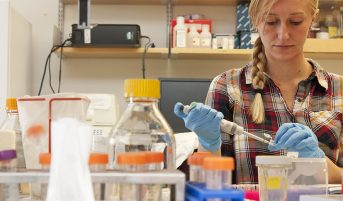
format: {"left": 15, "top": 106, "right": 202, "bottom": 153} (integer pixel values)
{"left": 268, "top": 123, "right": 325, "bottom": 158}
{"left": 174, "top": 102, "right": 223, "bottom": 152}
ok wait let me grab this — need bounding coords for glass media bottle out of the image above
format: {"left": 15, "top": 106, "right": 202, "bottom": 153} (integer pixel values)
{"left": 108, "top": 79, "right": 176, "bottom": 170}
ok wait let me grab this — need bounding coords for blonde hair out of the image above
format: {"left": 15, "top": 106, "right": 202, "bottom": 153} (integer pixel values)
{"left": 248, "top": 0, "right": 319, "bottom": 124}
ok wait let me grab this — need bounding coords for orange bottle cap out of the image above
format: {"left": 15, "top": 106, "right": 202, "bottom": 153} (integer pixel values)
{"left": 89, "top": 153, "right": 109, "bottom": 165}
{"left": 145, "top": 152, "right": 164, "bottom": 163}
{"left": 117, "top": 152, "right": 148, "bottom": 165}
{"left": 187, "top": 154, "right": 197, "bottom": 165}
{"left": 194, "top": 152, "right": 212, "bottom": 166}
{"left": 39, "top": 153, "right": 51, "bottom": 165}
{"left": 203, "top": 157, "right": 235, "bottom": 171}
{"left": 6, "top": 98, "right": 17, "bottom": 111}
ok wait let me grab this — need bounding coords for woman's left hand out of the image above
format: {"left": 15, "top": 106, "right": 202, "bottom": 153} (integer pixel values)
{"left": 268, "top": 123, "right": 325, "bottom": 158}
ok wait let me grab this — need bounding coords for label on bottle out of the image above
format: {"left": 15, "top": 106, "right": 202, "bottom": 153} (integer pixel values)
{"left": 192, "top": 38, "right": 200, "bottom": 47}
{"left": 201, "top": 38, "right": 211, "bottom": 48}
{"left": 328, "top": 26, "right": 337, "bottom": 38}
{"left": 176, "top": 30, "right": 187, "bottom": 48}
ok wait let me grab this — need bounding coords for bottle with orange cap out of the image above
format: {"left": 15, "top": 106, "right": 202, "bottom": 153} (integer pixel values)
{"left": 144, "top": 151, "right": 164, "bottom": 201}
{"left": 203, "top": 156, "right": 234, "bottom": 192}
{"left": 89, "top": 153, "right": 109, "bottom": 200}
{"left": 116, "top": 152, "right": 149, "bottom": 201}
{"left": 187, "top": 152, "right": 212, "bottom": 183}
{"left": 108, "top": 79, "right": 175, "bottom": 170}
{"left": 0, "top": 98, "right": 25, "bottom": 169}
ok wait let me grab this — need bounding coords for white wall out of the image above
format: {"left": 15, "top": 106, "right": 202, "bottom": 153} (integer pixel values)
{"left": 8, "top": 1, "right": 343, "bottom": 114}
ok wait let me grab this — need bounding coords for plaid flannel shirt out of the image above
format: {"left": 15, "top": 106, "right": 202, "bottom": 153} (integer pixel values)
{"left": 205, "top": 59, "right": 343, "bottom": 184}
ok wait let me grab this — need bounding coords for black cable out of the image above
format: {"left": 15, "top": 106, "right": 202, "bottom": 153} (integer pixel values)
{"left": 38, "top": 38, "right": 71, "bottom": 96}
{"left": 140, "top": 36, "right": 154, "bottom": 79}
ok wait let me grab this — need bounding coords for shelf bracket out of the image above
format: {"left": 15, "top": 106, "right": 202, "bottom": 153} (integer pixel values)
{"left": 166, "top": 0, "right": 173, "bottom": 58}
{"left": 78, "top": 0, "right": 91, "bottom": 28}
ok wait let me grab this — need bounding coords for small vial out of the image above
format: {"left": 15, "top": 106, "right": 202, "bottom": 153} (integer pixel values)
{"left": 187, "top": 154, "right": 198, "bottom": 182}
{"left": 89, "top": 153, "right": 108, "bottom": 201}
{"left": 117, "top": 152, "right": 149, "bottom": 201}
{"left": 0, "top": 150, "right": 19, "bottom": 201}
{"left": 39, "top": 153, "right": 51, "bottom": 201}
{"left": 203, "top": 157, "right": 234, "bottom": 201}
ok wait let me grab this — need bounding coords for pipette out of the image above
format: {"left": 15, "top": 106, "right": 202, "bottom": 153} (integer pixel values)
{"left": 181, "top": 103, "right": 275, "bottom": 146}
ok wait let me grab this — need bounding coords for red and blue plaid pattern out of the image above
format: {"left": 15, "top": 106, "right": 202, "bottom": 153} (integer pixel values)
{"left": 205, "top": 59, "right": 343, "bottom": 184}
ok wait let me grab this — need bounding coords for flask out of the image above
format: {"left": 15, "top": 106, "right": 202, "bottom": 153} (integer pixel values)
{"left": 108, "top": 79, "right": 176, "bottom": 170}
{"left": 0, "top": 98, "right": 25, "bottom": 169}
{"left": 173, "top": 16, "right": 187, "bottom": 48}
{"left": 200, "top": 24, "right": 212, "bottom": 48}
{"left": 187, "top": 25, "right": 200, "bottom": 48}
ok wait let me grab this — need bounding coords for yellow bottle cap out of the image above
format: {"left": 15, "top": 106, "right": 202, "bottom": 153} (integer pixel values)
{"left": 6, "top": 98, "right": 18, "bottom": 111}
{"left": 124, "top": 79, "right": 160, "bottom": 99}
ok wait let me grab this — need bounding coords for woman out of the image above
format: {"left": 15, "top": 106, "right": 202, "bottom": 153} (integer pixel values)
{"left": 175, "top": 0, "right": 342, "bottom": 184}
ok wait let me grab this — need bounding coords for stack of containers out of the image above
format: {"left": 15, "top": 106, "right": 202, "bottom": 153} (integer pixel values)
{"left": 235, "top": 2, "right": 253, "bottom": 49}
{"left": 186, "top": 154, "right": 244, "bottom": 201}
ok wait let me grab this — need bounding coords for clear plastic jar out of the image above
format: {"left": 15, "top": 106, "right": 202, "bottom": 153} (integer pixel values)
{"left": 117, "top": 152, "right": 149, "bottom": 201}
{"left": 203, "top": 157, "right": 234, "bottom": 190}
{"left": 108, "top": 79, "right": 175, "bottom": 170}
{"left": 89, "top": 153, "right": 108, "bottom": 201}
{"left": 256, "top": 156, "right": 291, "bottom": 201}
{"left": 0, "top": 150, "right": 19, "bottom": 201}
{"left": 39, "top": 152, "right": 51, "bottom": 201}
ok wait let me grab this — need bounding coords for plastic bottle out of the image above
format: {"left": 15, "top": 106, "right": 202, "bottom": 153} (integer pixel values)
{"left": 173, "top": 16, "right": 187, "bottom": 48}
{"left": 0, "top": 98, "right": 25, "bottom": 169}
{"left": 200, "top": 24, "right": 212, "bottom": 48}
{"left": 108, "top": 79, "right": 175, "bottom": 170}
{"left": 325, "top": 15, "right": 338, "bottom": 38}
{"left": 39, "top": 153, "right": 51, "bottom": 201}
{"left": 89, "top": 153, "right": 108, "bottom": 201}
{"left": 187, "top": 25, "right": 200, "bottom": 48}
{"left": 0, "top": 150, "right": 19, "bottom": 201}
{"left": 187, "top": 152, "right": 211, "bottom": 182}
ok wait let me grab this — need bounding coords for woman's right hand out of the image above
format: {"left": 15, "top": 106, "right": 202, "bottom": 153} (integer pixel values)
{"left": 174, "top": 102, "right": 223, "bottom": 151}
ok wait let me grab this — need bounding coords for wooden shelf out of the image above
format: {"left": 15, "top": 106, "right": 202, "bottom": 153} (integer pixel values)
{"left": 63, "top": 0, "right": 238, "bottom": 5}
{"left": 63, "top": 0, "right": 343, "bottom": 6}
{"left": 58, "top": 39, "right": 343, "bottom": 60}
{"left": 171, "top": 48, "right": 252, "bottom": 59}
{"left": 58, "top": 47, "right": 168, "bottom": 58}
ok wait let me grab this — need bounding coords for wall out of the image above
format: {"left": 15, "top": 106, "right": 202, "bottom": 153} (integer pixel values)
{"left": 9, "top": 1, "right": 343, "bottom": 114}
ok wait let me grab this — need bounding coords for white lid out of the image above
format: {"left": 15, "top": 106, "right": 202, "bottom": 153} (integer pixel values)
{"left": 176, "top": 16, "right": 185, "bottom": 25}
{"left": 290, "top": 157, "right": 326, "bottom": 164}
{"left": 256, "top": 156, "right": 292, "bottom": 165}
{"left": 202, "top": 24, "right": 209, "bottom": 32}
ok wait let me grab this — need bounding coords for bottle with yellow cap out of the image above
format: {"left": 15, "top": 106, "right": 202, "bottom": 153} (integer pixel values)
{"left": 108, "top": 79, "right": 175, "bottom": 170}
{"left": 0, "top": 98, "right": 26, "bottom": 169}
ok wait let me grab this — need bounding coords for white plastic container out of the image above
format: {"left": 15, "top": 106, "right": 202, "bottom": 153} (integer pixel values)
{"left": 256, "top": 156, "right": 292, "bottom": 201}
{"left": 173, "top": 16, "right": 187, "bottom": 48}
{"left": 200, "top": 24, "right": 212, "bottom": 48}
{"left": 187, "top": 25, "right": 200, "bottom": 48}
{"left": 287, "top": 158, "right": 328, "bottom": 201}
